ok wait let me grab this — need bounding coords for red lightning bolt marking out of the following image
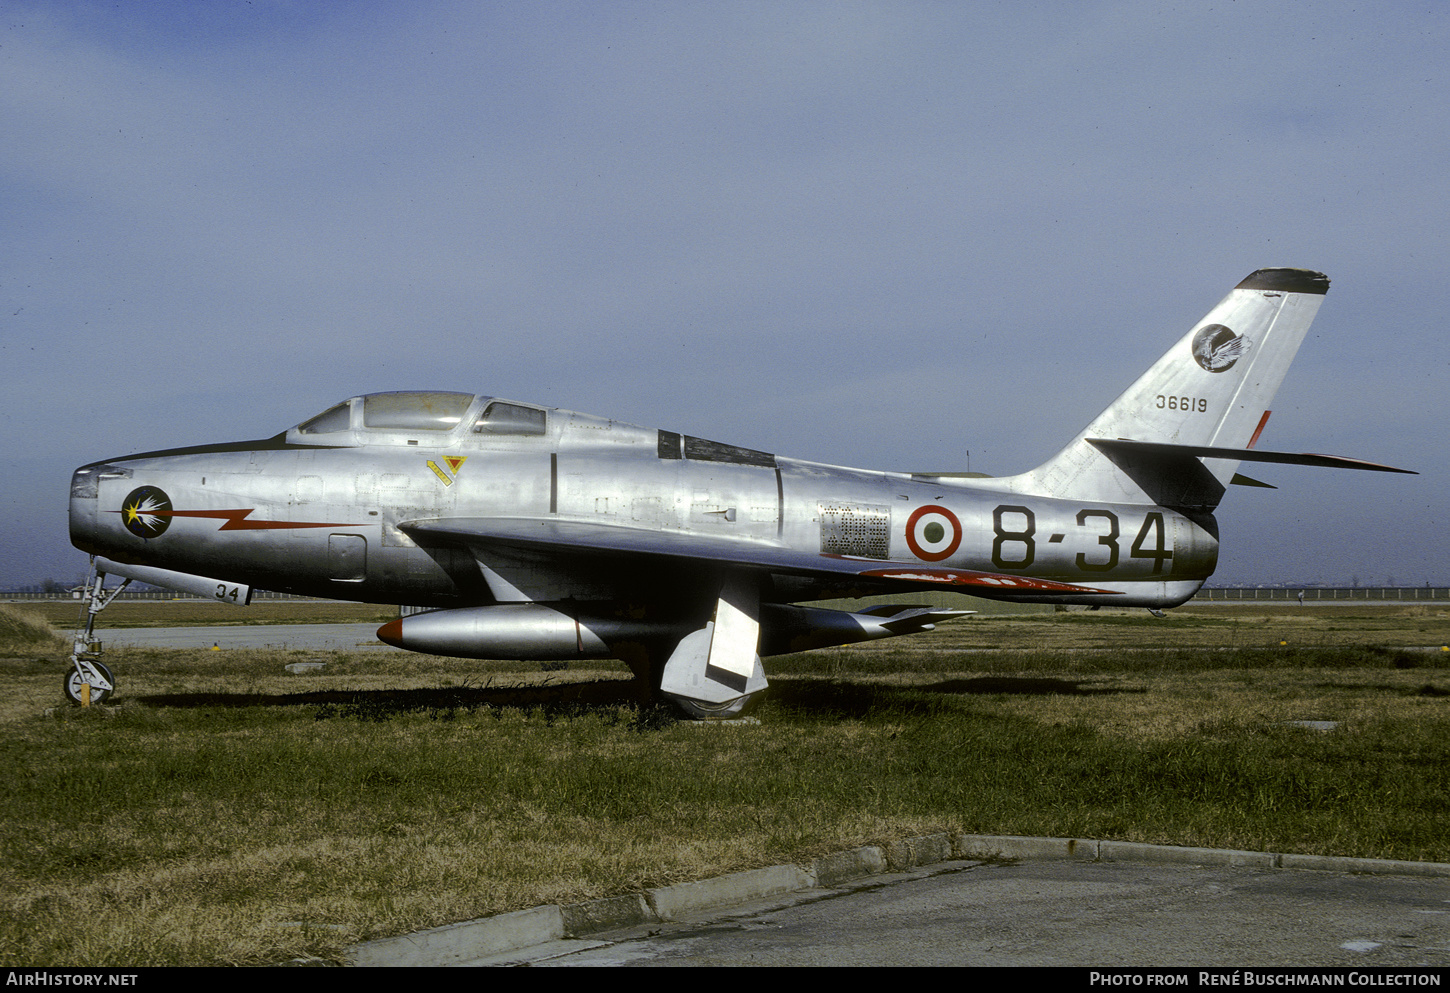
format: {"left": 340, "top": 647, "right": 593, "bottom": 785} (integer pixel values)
{"left": 113, "top": 508, "right": 356, "bottom": 530}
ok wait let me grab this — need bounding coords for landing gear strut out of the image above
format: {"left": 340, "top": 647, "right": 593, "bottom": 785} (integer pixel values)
{"left": 66, "top": 563, "right": 127, "bottom": 706}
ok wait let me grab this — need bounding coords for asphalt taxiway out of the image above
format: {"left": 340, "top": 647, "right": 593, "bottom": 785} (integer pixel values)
{"left": 343, "top": 836, "right": 1450, "bottom": 968}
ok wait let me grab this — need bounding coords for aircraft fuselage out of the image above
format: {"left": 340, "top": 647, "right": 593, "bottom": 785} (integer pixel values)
{"left": 70, "top": 395, "right": 1218, "bottom": 615}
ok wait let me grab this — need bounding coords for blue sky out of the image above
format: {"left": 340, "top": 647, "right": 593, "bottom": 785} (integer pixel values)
{"left": 2, "top": 1, "right": 1445, "bottom": 588}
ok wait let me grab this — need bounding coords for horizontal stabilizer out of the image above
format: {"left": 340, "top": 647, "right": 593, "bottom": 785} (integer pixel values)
{"left": 1087, "top": 438, "right": 1416, "bottom": 474}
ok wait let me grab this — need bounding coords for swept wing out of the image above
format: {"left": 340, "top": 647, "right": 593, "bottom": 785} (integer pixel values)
{"left": 399, "top": 516, "right": 1122, "bottom": 597}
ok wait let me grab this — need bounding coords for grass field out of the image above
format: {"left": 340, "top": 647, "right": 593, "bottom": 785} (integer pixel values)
{"left": 1, "top": 600, "right": 1447, "bottom": 965}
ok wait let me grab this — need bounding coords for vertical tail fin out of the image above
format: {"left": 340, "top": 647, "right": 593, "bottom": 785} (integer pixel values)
{"left": 1020, "top": 268, "right": 1330, "bottom": 508}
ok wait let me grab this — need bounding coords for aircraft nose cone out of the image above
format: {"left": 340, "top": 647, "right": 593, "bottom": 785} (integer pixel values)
{"left": 68, "top": 465, "right": 102, "bottom": 552}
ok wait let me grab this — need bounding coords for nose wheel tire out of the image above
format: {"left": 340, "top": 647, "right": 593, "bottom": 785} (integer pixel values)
{"left": 64, "top": 661, "right": 114, "bottom": 706}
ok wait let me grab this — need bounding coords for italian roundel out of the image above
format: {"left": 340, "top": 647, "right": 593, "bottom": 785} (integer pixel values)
{"left": 905, "top": 505, "right": 962, "bottom": 562}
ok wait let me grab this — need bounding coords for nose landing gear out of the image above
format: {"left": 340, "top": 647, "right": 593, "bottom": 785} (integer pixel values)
{"left": 66, "top": 563, "right": 128, "bottom": 706}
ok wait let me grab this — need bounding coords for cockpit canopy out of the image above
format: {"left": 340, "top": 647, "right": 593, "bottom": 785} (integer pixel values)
{"left": 288, "top": 392, "right": 547, "bottom": 447}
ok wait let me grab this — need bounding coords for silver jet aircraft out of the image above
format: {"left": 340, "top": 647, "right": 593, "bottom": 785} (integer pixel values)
{"left": 67, "top": 268, "right": 1413, "bottom": 715}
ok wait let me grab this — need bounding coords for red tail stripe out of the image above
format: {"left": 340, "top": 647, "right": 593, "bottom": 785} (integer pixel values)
{"left": 1247, "top": 410, "right": 1272, "bottom": 449}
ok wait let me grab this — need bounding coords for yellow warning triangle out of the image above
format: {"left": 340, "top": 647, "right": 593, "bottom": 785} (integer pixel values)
{"left": 444, "top": 456, "right": 468, "bottom": 474}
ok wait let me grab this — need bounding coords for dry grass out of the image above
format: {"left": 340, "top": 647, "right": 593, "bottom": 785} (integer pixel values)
{"left": 0, "top": 601, "right": 1446, "bottom": 965}
{"left": 0, "top": 605, "right": 68, "bottom": 654}
{"left": 925, "top": 602, "right": 1450, "bottom": 651}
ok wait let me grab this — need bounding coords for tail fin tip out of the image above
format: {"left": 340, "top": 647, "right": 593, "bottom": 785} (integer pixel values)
{"left": 1236, "top": 268, "right": 1329, "bottom": 295}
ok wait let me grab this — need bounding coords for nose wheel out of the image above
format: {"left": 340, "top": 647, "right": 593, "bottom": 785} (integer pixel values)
{"left": 64, "top": 659, "right": 114, "bottom": 706}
